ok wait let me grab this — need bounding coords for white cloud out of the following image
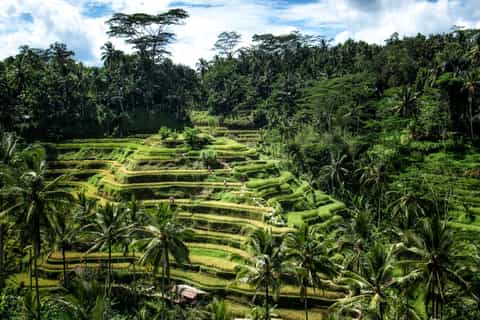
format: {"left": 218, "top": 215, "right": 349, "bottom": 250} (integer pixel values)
{"left": 169, "top": 1, "right": 298, "bottom": 66}
{"left": 0, "top": 0, "right": 479, "bottom": 67}
{"left": 282, "top": 0, "right": 480, "bottom": 44}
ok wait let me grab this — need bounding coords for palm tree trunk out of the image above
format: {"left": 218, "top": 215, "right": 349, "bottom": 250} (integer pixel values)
{"left": 0, "top": 224, "right": 4, "bottom": 287}
{"left": 304, "top": 286, "right": 309, "bottom": 320}
{"left": 161, "top": 264, "right": 166, "bottom": 320}
{"left": 108, "top": 240, "right": 112, "bottom": 296}
{"left": 165, "top": 245, "right": 171, "bottom": 299}
{"left": 265, "top": 258, "right": 270, "bottom": 320}
{"left": 62, "top": 243, "right": 67, "bottom": 287}
{"left": 265, "top": 282, "right": 270, "bottom": 320}
{"left": 29, "top": 247, "right": 33, "bottom": 291}
{"left": 132, "top": 248, "right": 136, "bottom": 297}
{"left": 469, "top": 99, "right": 474, "bottom": 140}
{"left": 161, "top": 243, "right": 169, "bottom": 320}
{"left": 34, "top": 212, "right": 41, "bottom": 320}
{"left": 33, "top": 244, "right": 40, "bottom": 320}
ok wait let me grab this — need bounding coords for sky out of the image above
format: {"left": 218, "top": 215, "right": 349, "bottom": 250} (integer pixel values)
{"left": 1, "top": 0, "right": 480, "bottom": 67}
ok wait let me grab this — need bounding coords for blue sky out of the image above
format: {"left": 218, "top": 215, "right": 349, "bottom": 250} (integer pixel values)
{"left": 0, "top": 0, "right": 479, "bottom": 67}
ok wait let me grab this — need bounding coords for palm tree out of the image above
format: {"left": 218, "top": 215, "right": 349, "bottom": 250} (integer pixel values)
{"left": 460, "top": 70, "right": 479, "bottom": 139}
{"left": 124, "top": 195, "right": 147, "bottom": 296}
{"left": 74, "top": 191, "right": 97, "bottom": 227}
{"left": 101, "top": 42, "right": 122, "bottom": 68}
{"left": 47, "top": 278, "right": 107, "bottom": 320}
{"left": 282, "top": 224, "right": 337, "bottom": 320}
{"left": 467, "top": 33, "right": 480, "bottom": 65}
{"left": 394, "top": 86, "right": 418, "bottom": 118}
{"left": 0, "top": 211, "right": 11, "bottom": 289}
{"left": 387, "top": 190, "right": 425, "bottom": 229}
{"left": 236, "top": 228, "right": 283, "bottom": 320}
{"left": 336, "top": 209, "right": 373, "bottom": 274}
{"left": 320, "top": 152, "right": 349, "bottom": 195}
{"left": 357, "top": 156, "right": 389, "bottom": 226}
{"left": 50, "top": 209, "right": 77, "bottom": 288}
{"left": 0, "top": 132, "right": 18, "bottom": 288}
{"left": 396, "top": 215, "right": 469, "bottom": 319}
{"left": 332, "top": 242, "right": 398, "bottom": 320}
{"left": 1, "top": 149, "right": 73, "bottom": 320}
{"left": 85, "top": 203, "right": 132, "bottom": 297}
{"left": 0, "top": 132, "right": 18, "bottom": 165}
{"left": 137, "top": 203, "right": 191, "bottom": 319}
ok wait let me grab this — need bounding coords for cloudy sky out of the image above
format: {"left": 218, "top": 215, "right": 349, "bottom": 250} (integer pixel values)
{"left": 1, "top": 0, "right": 480, "bottom": 67}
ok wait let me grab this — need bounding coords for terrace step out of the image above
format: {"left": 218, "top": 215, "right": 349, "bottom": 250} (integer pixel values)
{"left": 191, "top": 228, "right": 245, "bottom": 248}
{"left": 178, "top": 212, "right": 292, "bottom": 235}
{"left": 177, "top": 201, "right": 271, "bottom": 221}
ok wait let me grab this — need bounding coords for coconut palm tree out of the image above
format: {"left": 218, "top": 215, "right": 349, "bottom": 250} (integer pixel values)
{"left": 0, "top": 132, "right": 18, "bottom": 165}
{"left": 336, "top": 209, "right": 373, "bottom": 274}
{"left": 331, "top": 242, "right": 398, "bottom": 320}
{"left": 320, "top": 152, "right": 349, "bottom": 195}
{"left": 396, "top": 215, "right": 469, "bottom": 319}
{"left": 357, "top": 156, "right": 389, "bottom": 226}
{"left": 0, "top": 132, "right": 18, "bottom": 288}
{"left": 394, "top": 86, "right": 418, "bottom": 118}
{"left": 47, "top": 278, "right": 107, "bottom": 320}
{"left": 282, "top": 224, "right": 337, "bottom": 320}
{"left": 85, "top": 203, "right": 132, "bottom": 297}
{"left": 124, "top": 195, "right": 147, "bottom": 296}
{"left": 1, "top": 148, "right": 73, "bottom": 320}
{"left": 387, "top": 190, "right": 426, "bottom": 229}
{"left": 137, "top": 203, "right": 191, "bottom": 319}
{"left": 50, "top": 209, "right": 77, "bottom": 288}
{"left": 236, "top": 228, "right": 283, "bottom": 320}
{"left": 0, "top": 211, "right": 11, "bottom": 289}
{"left": 460, "top": 70, "right": 479, "bottom": 139}
{"left": 74, "top": 191, "right": 97, "bottom": 227}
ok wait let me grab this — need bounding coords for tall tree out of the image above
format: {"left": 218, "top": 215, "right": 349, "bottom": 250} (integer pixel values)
{"left": 237, "top": 228, "right": 283, "bottom": 320}
{"left": 85, "top": 204, "right": 132, "bottom": 298}
{"left": 397, "top": 215, "right": 469, "bottom": 320}
{"left": 106, "top": 9, "right": 189, "bottom": 63}
{"left": 282, "top": 224, "right": 337, "bottom": 320}
{"left": 50, "top": 208, "right": 77, "bottom": 288}
{"left": 332, "top": 242, "right": 399, "bottom": 320}
{"left": 47, "top": 278, "right": 107, "bottom": 320}
{"left": 460, "top": 70, "right": 479, "bottom": 139}
{"left": 137, "top": 203, "right": 191, "bottom": 320}
{"left": 1, "top": 148, "right": 73, "bottom": 320}
{"left": 213, "top": 31, "right": 242, "bottom": 58}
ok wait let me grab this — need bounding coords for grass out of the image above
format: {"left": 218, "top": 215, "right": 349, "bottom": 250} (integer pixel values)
{"left": 395, "top": 148, "right": 480, "bottom": 233}
{"left": 7, "top": 273, "right": 60, "bottom": 289}
{"left": 178, "top": 212, "right": 293, "bottom": 234}
{"left": 246, "top": 172, "right": 294, "bottom": 189}
{"left": 226, "top": 300, "right": 327, "bottom": 320}
{"left": 286, "top": 200, "right": 344, "bottom": 227}
{"left": 187, "top": 242, "right": 249, "bottom": 259}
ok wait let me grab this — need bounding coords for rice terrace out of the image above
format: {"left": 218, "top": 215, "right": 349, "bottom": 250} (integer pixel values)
{"left": 1, "top": 1, "right": 480, "bottom": 320}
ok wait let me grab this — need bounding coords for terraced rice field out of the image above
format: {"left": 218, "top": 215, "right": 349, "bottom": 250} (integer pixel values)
{"left": 39, "top": 128, "right": 346, "bottom": 311}
{"left": 395, "top": 150, "right": 480, "bottom": 234}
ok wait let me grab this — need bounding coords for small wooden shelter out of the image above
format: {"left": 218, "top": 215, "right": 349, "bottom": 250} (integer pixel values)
{"left": 172, "top": 284, "right": 209, "bottom": 305}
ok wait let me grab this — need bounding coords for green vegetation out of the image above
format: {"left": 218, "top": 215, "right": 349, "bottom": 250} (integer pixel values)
{"left": 1, "top": 6, "right": 480, "bottom": 320}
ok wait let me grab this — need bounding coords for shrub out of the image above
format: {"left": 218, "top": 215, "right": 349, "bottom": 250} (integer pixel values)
{"left": 200, "top": 150, "right": 219, "bottom": 168}
{"left": 158, "top": 126, "right": 172, "bottom": 139}
{"left": 184, "top": 127, "right": 211, "bottom": 149}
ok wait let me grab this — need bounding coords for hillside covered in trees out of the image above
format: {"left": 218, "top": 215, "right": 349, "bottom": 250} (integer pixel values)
{"left": 1, "top": 7, "right": 480, "bottom": 320}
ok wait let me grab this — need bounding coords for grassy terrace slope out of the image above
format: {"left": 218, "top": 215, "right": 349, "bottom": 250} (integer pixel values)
{"left": 42, "top": 129, "right": 346, "bottom": 309}
{"left": 394, "top": 143, "right": 480, "bottom": 234}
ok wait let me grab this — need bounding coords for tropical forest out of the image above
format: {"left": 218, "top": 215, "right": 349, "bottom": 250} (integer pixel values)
{"left": 0, "top": 5, "right": 480, "bottom": 320}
